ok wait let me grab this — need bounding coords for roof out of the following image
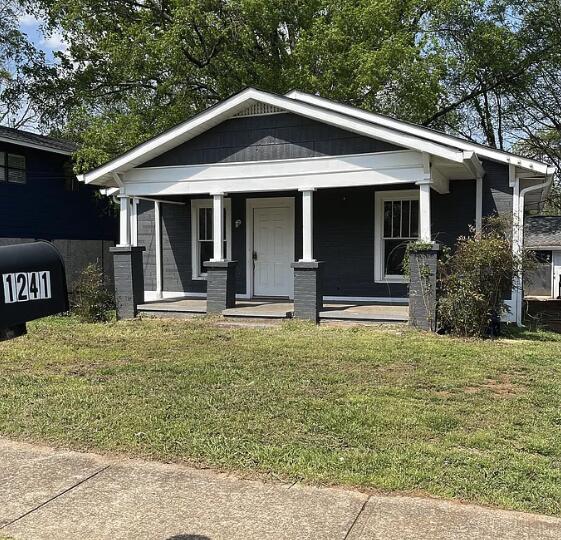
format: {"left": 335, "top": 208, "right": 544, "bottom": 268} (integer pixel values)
{"left": 524, "top": 216, "right": 561, "bottom": 249}
{"left": 0, "top": 126, "right": 76, "bottom": 155}
{"left": 78, "top": 87, "right": 555, "bottom": 187}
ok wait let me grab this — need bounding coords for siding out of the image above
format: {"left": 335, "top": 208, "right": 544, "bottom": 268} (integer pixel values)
{"left": 481, "top": 159, "right": 512, "bottom": 217}
{"left": 143, "top": 113, "right": 403, "bottom": 167}
{"left": 432, "top": 179, "right": 476, "bottom": 247}
{"left": 137, "top": 200, "right": 157, "bottom": 290}
{"left": 0, "top": 141, "right": 116, "bottom": 240}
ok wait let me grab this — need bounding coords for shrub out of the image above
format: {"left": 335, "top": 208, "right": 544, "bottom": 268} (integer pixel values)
{"left": 72, "top": 262, "right": 114, "bottom": 322}
{"left": 438, "top": 216, "right": 534, "bottom": 337}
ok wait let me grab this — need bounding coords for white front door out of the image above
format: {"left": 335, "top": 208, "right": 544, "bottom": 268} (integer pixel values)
{"left": 252, "top": 204, "right": 294, "bottom": 297}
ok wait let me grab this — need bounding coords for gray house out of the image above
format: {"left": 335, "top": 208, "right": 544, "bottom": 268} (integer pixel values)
{"left": 78, "top": 88, "right": 555, "bottom": 325}
{"left": 524, "top": 216, "right": 561, "bottom": 299}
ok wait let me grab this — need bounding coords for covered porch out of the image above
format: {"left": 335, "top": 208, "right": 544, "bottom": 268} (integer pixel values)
{"left": 137, "top": 296, "right": 409, "bottom": 323}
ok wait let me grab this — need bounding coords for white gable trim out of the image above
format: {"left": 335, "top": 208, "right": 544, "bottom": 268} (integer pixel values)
{"left": 78, "top": 88, "right": 465, "bottom": 187}
{"left": 286, "top": 90, "right": 555, "bottom": 175}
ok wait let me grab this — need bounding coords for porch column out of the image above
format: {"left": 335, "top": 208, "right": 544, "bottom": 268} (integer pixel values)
{"left": 292, "top": 188, "right": 323, "bottom": 322}
{"left": 475, "top": 176, "right": 483, "bottom": 234}
{"left": 211, "top": 193, "right": 225, "bottom": 261}
{"left": 154, "top": 200, "right": 163, "bottom": 299}
{"left": 118, "top": 195, "right": 131, "bottom": 246}
{"left": 300, "top": 188, "right": 315, "bottom": 262}
{"left": 419, "top": 183, "right": 432, "bottom": 242}
{"left": 110, "top": 245, "right": 146, "bottom": 320}
{"left": 205, "top": 192, "right": 236, "bottom": 313}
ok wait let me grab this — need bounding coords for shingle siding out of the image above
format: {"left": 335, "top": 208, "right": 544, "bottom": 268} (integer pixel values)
{"left": 143, "top": 113, "right": 404, "bottom": 167}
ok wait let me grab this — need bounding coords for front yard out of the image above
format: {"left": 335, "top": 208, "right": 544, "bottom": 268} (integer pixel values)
{"left": 0, "top": 317, "right": 560, "bottom": 516}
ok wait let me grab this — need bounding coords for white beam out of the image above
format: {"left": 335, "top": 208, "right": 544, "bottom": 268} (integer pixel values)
{"left": 419, "top": 183, "right": 431, "bottom": 242}
{"left": 475, "top": 177, "right": 483, "bottom": 233}
{"left": 299, "top": 189, "right": 315, "bottom": 261}
{"left": 130, "top": 198, "right": 138, "bottom": 246}
{"left": 118, "top": 196, "right": 131, "bottom": 246}
{"left": 212, "top": 193, "right": 225, "bottom": 261}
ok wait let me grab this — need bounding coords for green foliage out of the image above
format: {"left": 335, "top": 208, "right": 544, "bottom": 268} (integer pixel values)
{"left": 15, "top": 0, "right": 560, "bottom": 175}
{"left": 438, "top": 216, "right": 533, "bottom": 337}
{"left": 72, "top": 262, "right": 114, "bottom": 323}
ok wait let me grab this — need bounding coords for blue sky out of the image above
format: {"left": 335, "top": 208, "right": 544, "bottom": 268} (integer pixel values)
{"left": 18, "top": 13, "right": 67, "bottom": 62}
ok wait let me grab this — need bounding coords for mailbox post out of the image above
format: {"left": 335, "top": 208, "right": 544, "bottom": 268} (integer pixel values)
{"left": 0, "top": 241, "right": 69, "bottom": 340}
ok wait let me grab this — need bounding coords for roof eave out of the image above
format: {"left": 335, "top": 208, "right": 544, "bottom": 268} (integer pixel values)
{"left": 0, "top": 136, "right": 74, "bottom": 156}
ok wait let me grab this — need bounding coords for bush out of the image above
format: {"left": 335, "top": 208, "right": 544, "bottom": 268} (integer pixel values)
{"left": 72, "top": 262, "right": 114, "bottom": 322}
{"left": 438, "top": 216, "right": 534, "bottom": 337}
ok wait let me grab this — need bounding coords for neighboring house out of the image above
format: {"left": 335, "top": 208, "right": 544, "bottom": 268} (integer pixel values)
{"left": 0, "top": 126, "right": 117, "bottom": 291}
{"left": 77, "top": 88, "right": 555, "bottom": 325}
{"left": 524, "top": 216, "right": 561, "bottom": 299}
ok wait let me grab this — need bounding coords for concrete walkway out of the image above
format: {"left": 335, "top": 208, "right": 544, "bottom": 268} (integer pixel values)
{"left": 1, "top": 438, "right": 560, "bottom": 540}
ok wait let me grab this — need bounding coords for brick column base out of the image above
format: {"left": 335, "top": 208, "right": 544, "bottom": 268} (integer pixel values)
{"left": 408, "top": 245, "right": 439, "bottom": 331}
{"left": 291, "top": 261, "right": 323, "bottom": 322}
{"left": 110, "top": 246, "right": 146, "bottom": 320}
{"left": 204, "top": 260, "right": 237, "bottom": 313}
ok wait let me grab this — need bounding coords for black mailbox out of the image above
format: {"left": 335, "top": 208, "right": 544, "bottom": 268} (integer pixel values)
{"left": 0, "top": 241, "right": 69, "bottom": 339}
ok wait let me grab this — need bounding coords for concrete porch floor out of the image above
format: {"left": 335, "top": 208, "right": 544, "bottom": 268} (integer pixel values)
{"left": 137, "top": 297, "right": 409, "bottom": 323}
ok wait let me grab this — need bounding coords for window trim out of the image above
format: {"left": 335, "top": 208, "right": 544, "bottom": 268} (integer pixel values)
{"left": 191, "top": 198, "right": 232, "bottom": 280}
{"left": 374, "top": 189, "right": 420, "bottom": 283}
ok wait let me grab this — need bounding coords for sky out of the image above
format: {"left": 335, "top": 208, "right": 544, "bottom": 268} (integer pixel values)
{"left": 18, "top": 13, "right": 67, "bottom": 62}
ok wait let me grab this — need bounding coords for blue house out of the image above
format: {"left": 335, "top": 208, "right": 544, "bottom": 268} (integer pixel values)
{"left": 0, "top": 126, "right": 117, "bottom": 289}
{"left": 77, "top": 89, "right": 555, "bottom": 325}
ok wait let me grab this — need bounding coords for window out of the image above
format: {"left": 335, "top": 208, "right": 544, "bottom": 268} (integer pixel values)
{"left": 191, "top": 199, "right": 232, "bottom": 279}
{"left": 0, "top": 152, "right": 26, "bottom": 184}
{"left": 375, "top": 190, "right": 420, "bottom": 281}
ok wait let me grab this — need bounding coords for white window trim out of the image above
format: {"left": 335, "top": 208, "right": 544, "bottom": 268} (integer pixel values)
{"left": 374, "top": 189, "right": 420, "bottom": 283}
{"left": 191, "top": 198, "right": 232, "bottom": 280}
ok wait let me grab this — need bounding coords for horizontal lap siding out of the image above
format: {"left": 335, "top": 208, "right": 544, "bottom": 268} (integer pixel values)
{"left": 143, "top": 113, "right": 403, "bottom": 167}
{"left": 482, "top": 159, "right": 512, "bottom": 217}
{"left": 137, "top": 200, "right": 157, "bottom": 291}
{"left": 161, "top": 203, "right": 192, "bottom": 292}
{"left": 432, "top": 180, "right": 476, "bottom": 247}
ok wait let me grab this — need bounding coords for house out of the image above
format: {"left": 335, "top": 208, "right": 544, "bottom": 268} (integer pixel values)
{"left": 0, "top": 126, "right": 117, "bottom": 290}
{"left": 524, "top": 216, "right": 561, "bottom": 299}
{"left": 77, "top": 88, "right": 555, "bottom": 325}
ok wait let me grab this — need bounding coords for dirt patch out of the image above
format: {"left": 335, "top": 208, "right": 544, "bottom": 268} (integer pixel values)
{"left": 464, "top": 375, "right": 525, "bottom": 397}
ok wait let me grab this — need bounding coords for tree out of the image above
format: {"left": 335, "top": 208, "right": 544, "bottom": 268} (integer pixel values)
{"left": 0, "top": 1, "right": 42, "bottom": 128}
{"left": 19, "top": 0, "right": 561, "bottom": 180}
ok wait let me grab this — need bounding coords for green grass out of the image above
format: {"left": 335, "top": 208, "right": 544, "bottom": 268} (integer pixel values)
{"left": 1, "top": 317, "right": 560, "bottom": 516}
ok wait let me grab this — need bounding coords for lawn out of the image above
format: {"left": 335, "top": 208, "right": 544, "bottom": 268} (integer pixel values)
{"left": 0, "top": 316, "right": 560, "bottom": 516}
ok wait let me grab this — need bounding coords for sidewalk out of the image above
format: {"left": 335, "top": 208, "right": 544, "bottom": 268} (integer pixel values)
{"left": 1, "top": 438, "right": 560, "bottom": 540}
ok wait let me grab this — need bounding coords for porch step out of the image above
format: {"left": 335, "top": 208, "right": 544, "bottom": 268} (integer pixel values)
{"left": 319, "top": 303, "right": 409, "bottom": 323}
{"left": 222, "top": 303, "right": 293, "bottom": 319}
{"left": 137, "top": 299, "right": 207, "bottom": 317}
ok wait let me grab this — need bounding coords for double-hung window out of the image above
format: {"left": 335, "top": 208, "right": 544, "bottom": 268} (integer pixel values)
{"left": 0, "top": 152, "right": 26, "bottom": 184}
{"left": 191, "top": 199, "right": 232, "bottom": 279}
{"left": 375, "top": 190, "right": 419, "bottom": 281}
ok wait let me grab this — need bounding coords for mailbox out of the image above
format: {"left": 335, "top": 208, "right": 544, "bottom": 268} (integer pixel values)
{"left": 0, "top": 241, "right": 69, "bottom": 339}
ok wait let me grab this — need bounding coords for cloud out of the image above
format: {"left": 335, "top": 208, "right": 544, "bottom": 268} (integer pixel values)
{"left": 18, "top": 13, "right": 42, "bottom": 27}
{"left": 40, "top": 31, "right": 68, "bottom": 52}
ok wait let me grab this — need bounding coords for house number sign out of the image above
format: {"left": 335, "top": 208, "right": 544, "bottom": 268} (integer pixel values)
{"left": 2, "top": 271, "right": 52, "bottom": 304}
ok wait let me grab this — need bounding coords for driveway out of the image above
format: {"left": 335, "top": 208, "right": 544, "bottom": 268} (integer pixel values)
{"left": 0, "top": 438, "right": 559, "bottom": 539}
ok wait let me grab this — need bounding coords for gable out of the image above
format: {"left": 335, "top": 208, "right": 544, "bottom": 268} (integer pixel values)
{"left": 143, "top": 113, "right": 404, "bottom": 168}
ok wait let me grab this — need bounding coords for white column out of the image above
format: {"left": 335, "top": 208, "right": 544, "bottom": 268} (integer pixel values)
{"left": 475, "top": 176, "right": 483, "bottom": 233}
{"left": 419, "top": 183, "right": 431, "bottom": 242}
{"left": 130, "top": 198, "right": 138, "bottom": 246}
{"left": 211, "top": 193, "right": 225, "bottom": 261}
{"left": 118, "top": 195, "right": 131, "bottom": 246}
{"left": 299, "top": 188, "right": 315, "bottom": 262}
{"left": 154, "top": 200, "right": 163, "bottom": 298}
{"left": 511, "top": 178, "right": 522, "bottom": 324}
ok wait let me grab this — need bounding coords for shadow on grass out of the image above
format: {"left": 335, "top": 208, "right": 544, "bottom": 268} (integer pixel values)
{"left": 501, "top": 324, "right": 561, "bottom": 342}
